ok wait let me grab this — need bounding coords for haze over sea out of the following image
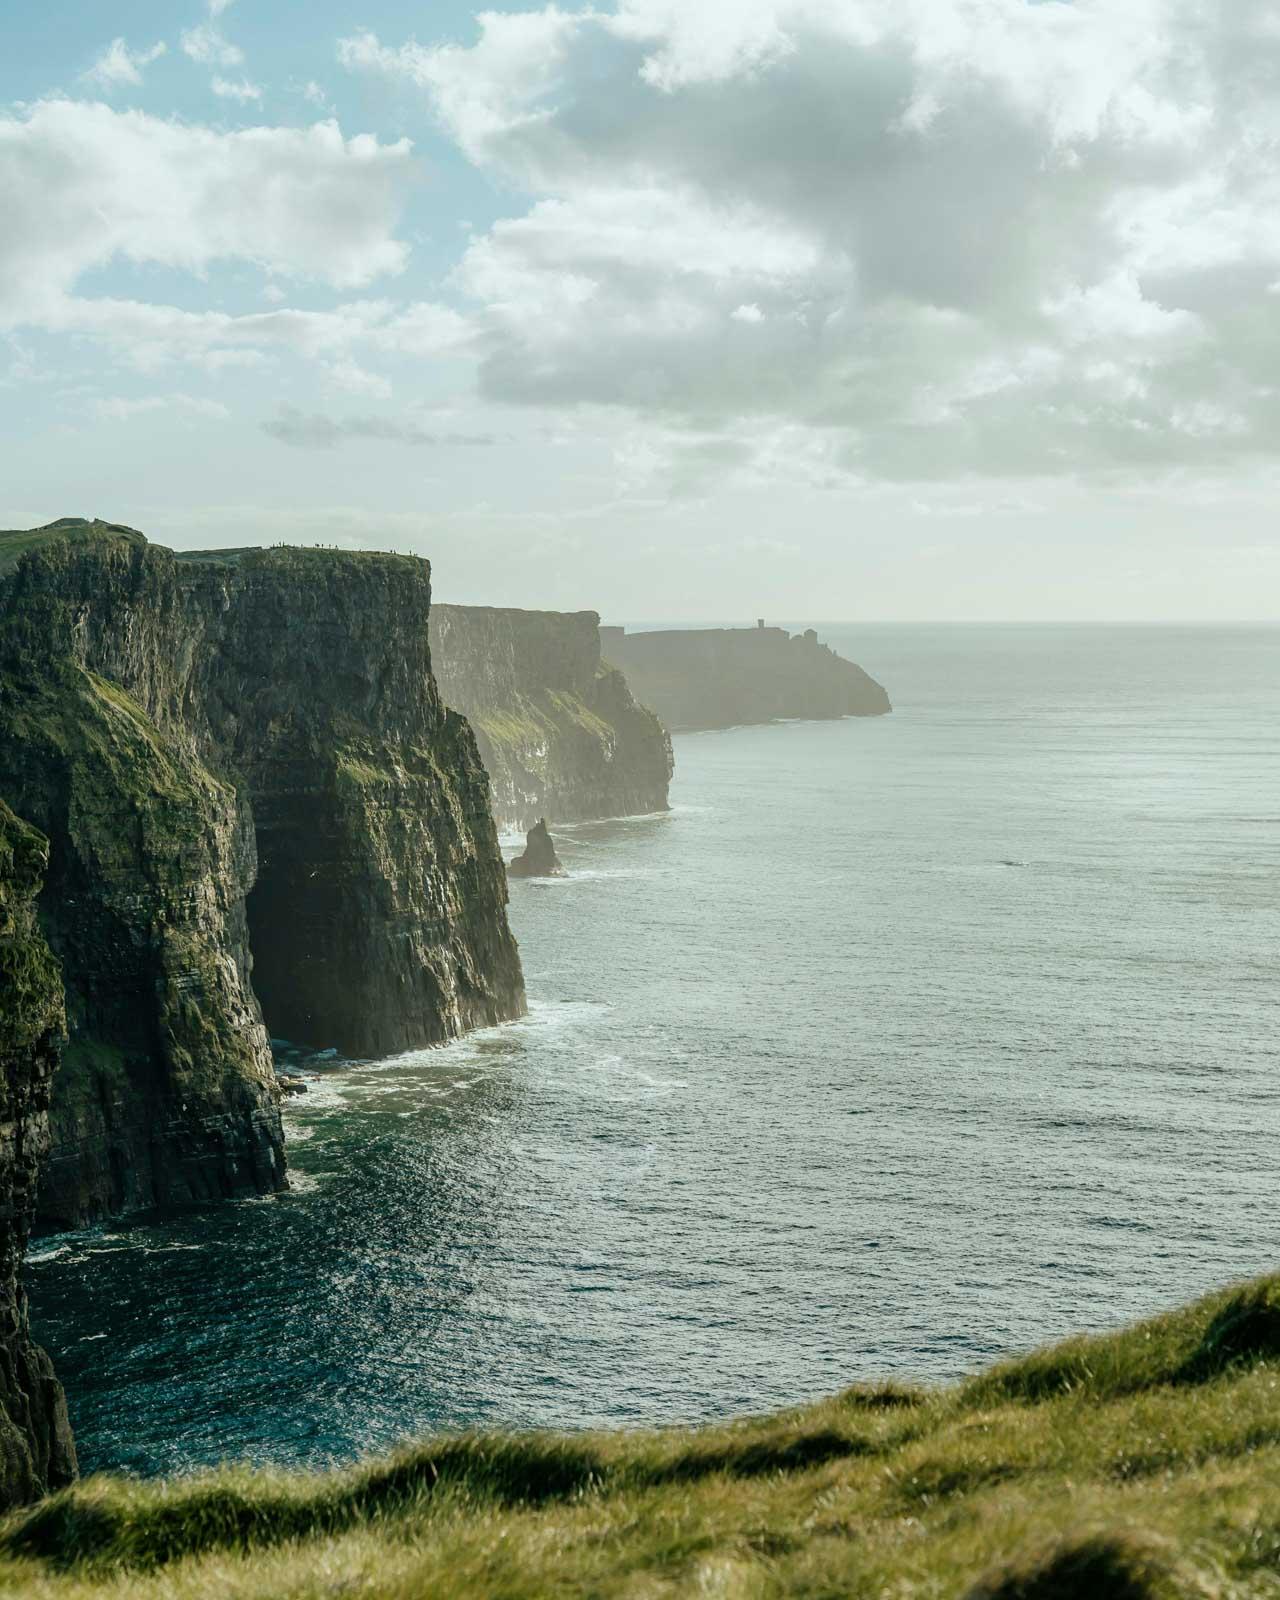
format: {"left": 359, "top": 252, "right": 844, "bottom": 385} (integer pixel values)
{"left": 26, "top": 623, "right": 1280, "bottom": 1479}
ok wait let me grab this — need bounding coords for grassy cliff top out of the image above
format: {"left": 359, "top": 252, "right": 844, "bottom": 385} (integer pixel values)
{"left": 0, "top": 525, "right": 428, "bottom": 579}
{"left": 175, "top": 545, "right": 428, "bottom": 573}
{"left": 3, "top": 1274, "right": 1280, "bottom": 1598}
{"left": 0, "top": 519, "right": 147, "bottom": 576}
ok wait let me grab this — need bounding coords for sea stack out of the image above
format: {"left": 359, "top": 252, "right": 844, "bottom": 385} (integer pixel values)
{"left": 507, "top": 819, "right": 566, "bottom": 879}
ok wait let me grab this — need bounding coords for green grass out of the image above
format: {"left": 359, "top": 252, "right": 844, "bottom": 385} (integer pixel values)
{"left": 0, "top": 520, "right": 146, "bottom": 576}
{"left": 4, "top": 1276, "right": 1280, "bottom": 1597}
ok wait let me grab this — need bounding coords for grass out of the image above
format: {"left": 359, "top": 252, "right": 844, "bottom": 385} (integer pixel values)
{"left": 4, "top": 1277, "right": 1280, "bottom": 1596}
{"left": 0, "top": 520, "right": 145, "bottom": 576}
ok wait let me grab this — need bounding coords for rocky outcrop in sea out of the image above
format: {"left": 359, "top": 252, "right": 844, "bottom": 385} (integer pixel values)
{"left": 429, "top": 605, "right": 673, "bottom": 831}
{"left": 599, "top": 624, "right": 891, "bottom": 731}
{"left": 507, "top": 819, "right": 567, "bottom": 879}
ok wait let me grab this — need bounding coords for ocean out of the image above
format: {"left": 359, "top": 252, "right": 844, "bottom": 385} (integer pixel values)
{"left": 26, "top": 623, "right": 1280, "bottom": 1477}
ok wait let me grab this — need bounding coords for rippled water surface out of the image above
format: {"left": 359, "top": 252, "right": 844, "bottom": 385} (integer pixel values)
{"left": 27, "top": 624, "right": 1280, "bottom": 1476}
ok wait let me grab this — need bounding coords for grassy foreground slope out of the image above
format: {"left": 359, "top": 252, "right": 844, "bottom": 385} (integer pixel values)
{"left": 4, "top": 1278, "right": 1280, "bottom": 1599}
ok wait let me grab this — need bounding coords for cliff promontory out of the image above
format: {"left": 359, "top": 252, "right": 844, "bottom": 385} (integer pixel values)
{"left": 599, "top": 624, "right": 891, "bottom": 731}
{"left": 429, "top": 606, "right": 672, "bottom": 831}
{"left": 0, "top": 522, "right": 526, "bottom": 1230}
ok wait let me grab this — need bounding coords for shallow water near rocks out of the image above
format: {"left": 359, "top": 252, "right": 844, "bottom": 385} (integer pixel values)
{"left": 26, "top": 623, "right": 1280, "bottom": 1477}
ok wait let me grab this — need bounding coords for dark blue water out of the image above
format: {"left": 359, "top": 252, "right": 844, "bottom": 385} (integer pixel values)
{"left": 26, "top": 624, "right": 1280, "bottom": 1477}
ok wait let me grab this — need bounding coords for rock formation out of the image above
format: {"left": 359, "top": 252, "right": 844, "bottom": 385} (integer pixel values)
{"left": 429, "top": 606, "right": 672, "bottom": 831}
{"left": 0, "top": 801, "right": 77, "bottom": 1506}
{"left": 507, "top": 820, "right": 567, "bottom": 879}
{"left": 0, "top": 521, "right": 526, "bottom": 1230}
{"left": 598, "top": 624, "right": 891, "bottom": 731}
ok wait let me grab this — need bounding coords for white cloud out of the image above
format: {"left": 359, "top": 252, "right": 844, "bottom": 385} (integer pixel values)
{"left": 83, "top": 39, "right": 167, "bottom": 89}
{"left": 208, "top": 0, "right": 237, "bottom": 14}
{"left": 0, "top": 101, "right": 414, "bottom": 339}
{"left": 93, "top": 392, "right": 231, "bottom": 421}
{"left": 262, "top": 404, "right": 498, "bottom": 449}
{"left": 28, "top": 294, "right": 471, "bottom": 375}
{"left": 341, "top": 0, "right": 1280, "bottom": 481}
{"left": 325, "top": 359, "right": 393, "bottom": 399}
{"left": 211, "top": 76, "right": 263, "bottom": 102}
{"left": 181, "top": 24, "right": 244, "bottom": 68}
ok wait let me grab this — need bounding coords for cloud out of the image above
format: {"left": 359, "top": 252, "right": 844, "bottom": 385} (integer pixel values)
{"left": 0, "top": 101, "right": 414, "bottom": 336}
{"left": 262, "top": 404, "right": 499, "bottom": 449}
{"left": 341, "top": 0, "right": 1280, "bottom": 481}
{"left": 325, "top": 360, "right": 393, "bottom": 399}
{"left": 211, "top": 76, "right": 262, "bottom": 102}
{"left": 208, "top": 0, "right": 237, "bottom": 14}
{"left": 83, "top": 39, "right": 167, "bottom": 89}
{"left": 26, "top": 295, "right": 471, "bottom": 375}
{"left": 181, "top": 24, "right": 244, "bottom": 68}
{"left": 92, "top": 392, "right": 231, "bottom": 421}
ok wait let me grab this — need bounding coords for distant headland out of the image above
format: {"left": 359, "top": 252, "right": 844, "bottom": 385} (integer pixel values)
{"left": 599, "top": 621, "right": 891, "bottom": 732}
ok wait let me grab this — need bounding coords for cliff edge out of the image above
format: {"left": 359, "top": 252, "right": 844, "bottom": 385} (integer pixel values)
{"left": 1, "top": 1273, "right": 1277, "bottom": 1595}
{"left": 599, "top": 624, "right": 891, "bottom": 731}
{"left": 0, "top": 523, "right": 526, "bottom": 1230}
{"left": 429, "top": 605, "right": 672, "bottom": 831}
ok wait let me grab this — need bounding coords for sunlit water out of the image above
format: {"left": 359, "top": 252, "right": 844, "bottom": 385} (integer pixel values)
{"left": 27, "top": 624, "right": 1280, "bottom": 1477}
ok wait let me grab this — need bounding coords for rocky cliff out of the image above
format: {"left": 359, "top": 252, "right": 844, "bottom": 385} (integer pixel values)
{"left": 429, "top": 606, "right": 672, "bottom": 831}
{"left": 0, "top": 802, "right": 76, "bottom": 1506}
{"left": 598, "top": 624, "right": 891, "bottom": 731}
{"left": 0, "top": 522, "right": 525, "bottom": 1229}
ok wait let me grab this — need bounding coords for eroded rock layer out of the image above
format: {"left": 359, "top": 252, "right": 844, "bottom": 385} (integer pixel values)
{"left": 429, "top": 605, "right": 672, "bottom": 831}
{"left": 598, "top": 625, "right": 892, "bottom": 731}
{"left": 0, "top": 524, "right": 526, "bottom": 1229}
{"left": 0, "top": 801, "right": 76, "bottom": 1505}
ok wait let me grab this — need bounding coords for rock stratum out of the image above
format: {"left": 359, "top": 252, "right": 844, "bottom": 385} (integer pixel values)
{"left": 599, "top": 624, "right": 891, "bottom": 731}
{"left": 429, "top": 606, "right": 672, "bottom": 832}
{"left": 0, "top": 521, "right": 526, "bottom": 1243}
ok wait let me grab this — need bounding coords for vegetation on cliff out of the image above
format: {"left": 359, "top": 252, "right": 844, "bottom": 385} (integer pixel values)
{"left": 1, "top": 1275, "right": 1278, "bottom": 1595}
{"left": 429, "top": 605, "right": 672, "bottom": 830}
{"left": 0, "top": 520, "right": 145, "bottom": 578}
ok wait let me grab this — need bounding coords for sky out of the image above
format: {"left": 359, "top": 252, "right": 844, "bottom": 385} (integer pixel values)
{"left": 3, "top": 0, "right": 1280, "bottom": 620}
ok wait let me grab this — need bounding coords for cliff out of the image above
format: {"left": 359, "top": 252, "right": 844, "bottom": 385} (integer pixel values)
{"left": 0, "top": 803, "right": 76, "bottom": 1507}
{"left": 0, "top": 522, "right": 525, "bottom": 1229}
{"left": 599, "top": 624, "right": 891, "bottom": 731}
{"left": 2, "top": 1273, "right": 1278, "bottom": 1596}
{"left": 428, "top": 606, "right": 672, "bottom": 831}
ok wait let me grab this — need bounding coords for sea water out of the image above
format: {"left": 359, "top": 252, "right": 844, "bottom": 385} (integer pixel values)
{"left": 26, "top": 624, "right": 1280, "bottom": 1476}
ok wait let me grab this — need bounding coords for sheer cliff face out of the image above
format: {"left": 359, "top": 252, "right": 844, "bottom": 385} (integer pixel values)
{"left": 0, "top": 803, "right": 77, "bottom": 1505}
{"left": 0, "top": 527, "right": 525, "bottom": 1229}
{"left": 598, "top": 626, "right": 892, "bottom": 732}
{"left": 429, "top": 605, "right": 673, "bottom": 831}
